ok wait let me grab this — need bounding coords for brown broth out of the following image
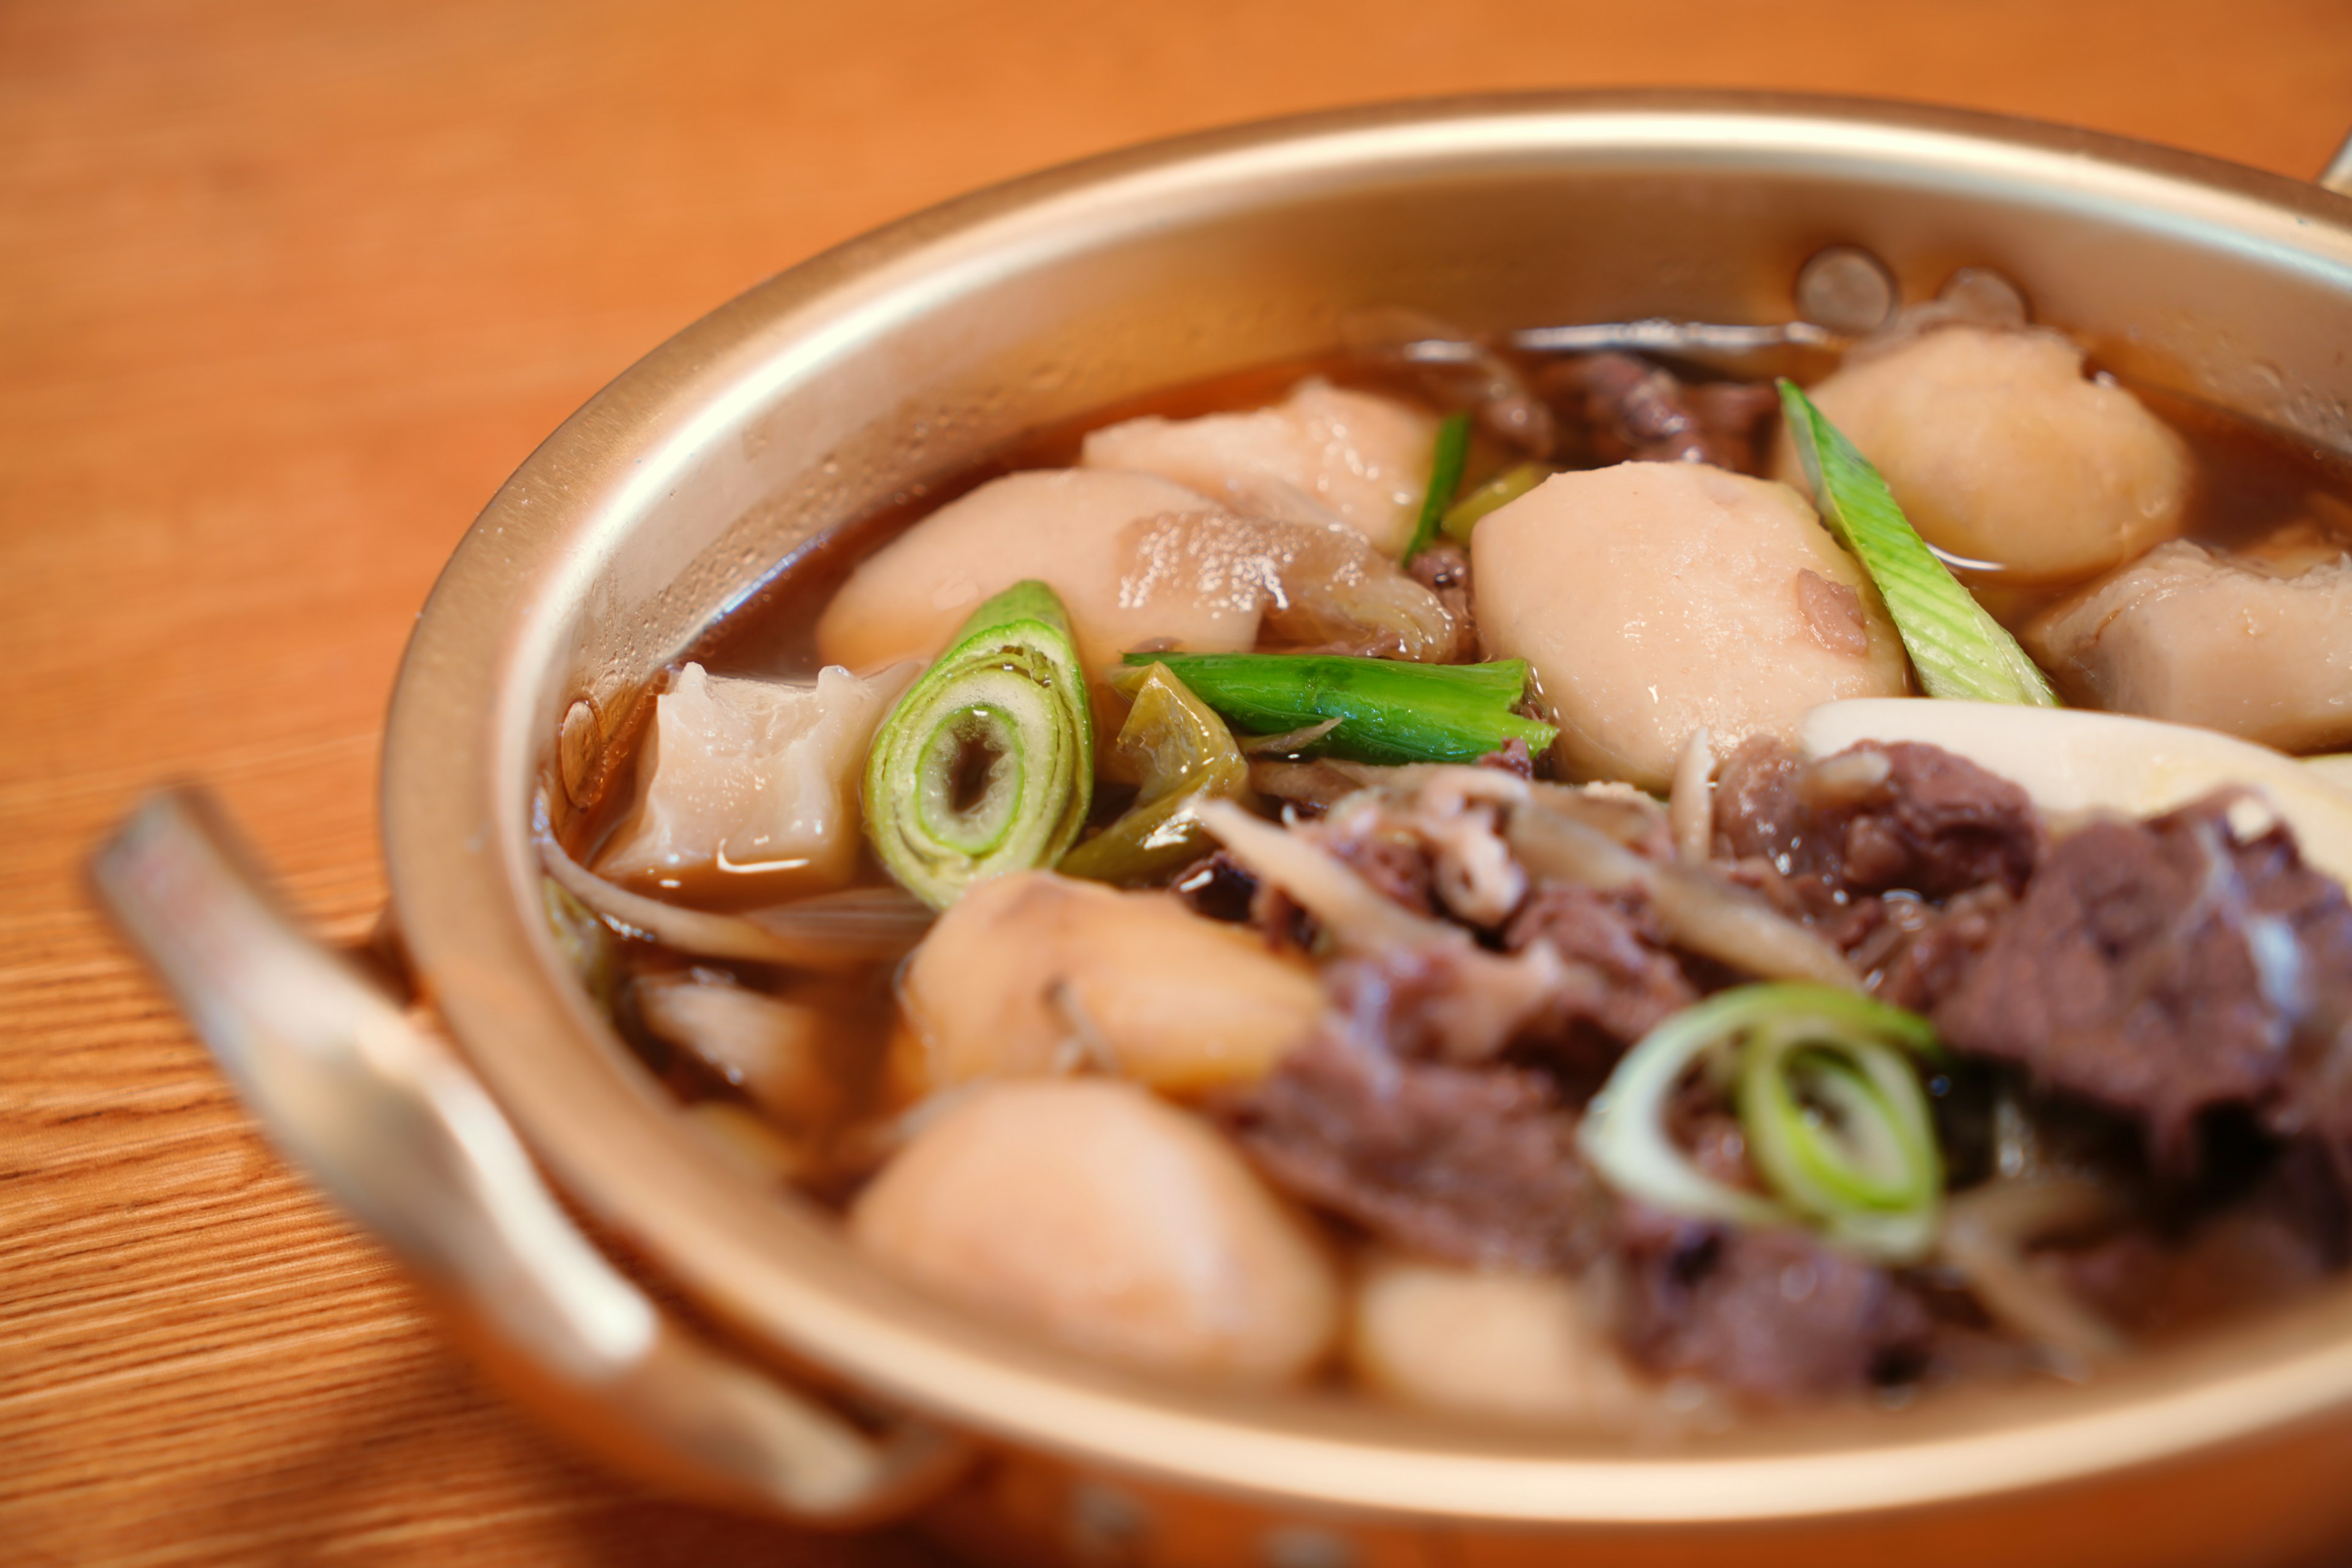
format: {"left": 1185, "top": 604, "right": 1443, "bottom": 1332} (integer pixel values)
{"left": 575, "top": 339, "right": 2352, "bottom": 1174}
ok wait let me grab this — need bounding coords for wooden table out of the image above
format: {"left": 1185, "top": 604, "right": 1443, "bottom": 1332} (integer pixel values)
{"left": 4, "top": 2, "right": 2348, "bottom": 1562}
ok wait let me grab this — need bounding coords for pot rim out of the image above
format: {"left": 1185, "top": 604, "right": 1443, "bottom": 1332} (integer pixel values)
{"left": 382, "top": 89, "right": 2352, "bottom": 1524}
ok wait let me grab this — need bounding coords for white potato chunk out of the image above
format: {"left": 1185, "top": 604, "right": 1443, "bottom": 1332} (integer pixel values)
{"left": 635, "top": 971, "right": 837, "bottom": 1131}
{"left": 1800, "top": 698, "right": 2352, "bottom": 888}
{"left": 899, "top": 870, "right": 1322, "bottom": 1095}
{"left": 1350, "top": 1255, "right": 1642, "bottom": 1425}
{"left": 1082, "top": 379, "right": 1435, "bottom": 556}
{"left": 2026, "top": 540, "right": 2352, "bottom": 753}
{"left": 595, "top": 661, "right": 912, "bottom": 889}
{"left": 815, "top": 469, "right": 1262, "bottom": 684}
{"left": 1776, "top": 325, "right": 2189, "bottom": 580}
{"left": 1472, "top": 462, "right": 1908, "bottom": 790}
{"left": 850, "top": 1078, "right": 1338, "bottom": 1381}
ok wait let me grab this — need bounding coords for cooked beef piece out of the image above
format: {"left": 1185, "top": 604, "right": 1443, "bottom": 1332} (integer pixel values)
{"left": 1714, "top": 737, "right": 2041, "bottom": 902}
{"left": 1505, "top": 883, "right": 1697, "bottom": 1053}
{"left": 1172, "top": 852, "right": 1259, "bottom": 924}
{"left": 1611, "top": 1207, "right": 1937, "bottom": 1405}
{"left": 1542, "top": 353, "right": 1779, "bottom": 472}
{"left": 1408, "top": 543, "right": 1477, "bottom": 657}
{"left": 1217, "top": 1028, "right": 1609, "bottom": 1270}
{"left": 1477, "top": 737, "right": 1536, "bottom": 778}
{"left": 1845, "top": 883, "right": 2018, "bottom": 1012}
{"left": 1934, "top": 793, "right": 2352, "bottom": 1171}
{"left": 2057, "top": 1141, "right": 2351, "bottom": 1338}
{"left": 1325, "top": 830, "right": 1439, "bottom": 916}
{"left": 1248, "top": 758, "right": 1363, "bottom": 815}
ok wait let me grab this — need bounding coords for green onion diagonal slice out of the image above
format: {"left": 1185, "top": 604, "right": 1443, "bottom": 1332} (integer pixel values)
{"left": 862, "top": 580, "right": 1093, "bottom": 908}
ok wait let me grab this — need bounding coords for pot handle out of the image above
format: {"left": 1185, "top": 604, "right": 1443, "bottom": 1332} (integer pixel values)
{"left": 2323, "top": 129, "right": 2352, "bottom": 197}
{"left": 89, "top": 788, "right": 971, "bottom": 1527}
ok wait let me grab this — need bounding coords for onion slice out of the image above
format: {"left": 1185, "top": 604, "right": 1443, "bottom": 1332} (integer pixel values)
{"left": 540, "top": 818, "right": 932, "bottom": 968}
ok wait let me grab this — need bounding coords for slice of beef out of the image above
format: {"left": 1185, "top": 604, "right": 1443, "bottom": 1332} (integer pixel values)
{"left": 1540, "top": 353, "right": 1779, "bottom": 473}
{"left": 1215, "top": 1029, "right": 1608, "bottom": 1270}
{"left": 1611, "top": 1208, "right": 1936, "bottom": 1406}
{"left": 1714, "top": 737, "right": 2041, "bottom": 902}
{"left": 1933, "top": 793, "right": 2352, "bottom": 1171}
{"left": 1504, "top": 883, "right": 1697, "bottom": 1055}
{"left": 2056, "top": 1141, "right": 2351, "bottom": 1339}
{"left": 1407, "top": 543, "right": 1477, "bottom": 660}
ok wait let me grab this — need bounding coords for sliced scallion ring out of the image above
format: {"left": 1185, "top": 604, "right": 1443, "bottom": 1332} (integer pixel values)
{"left": 862, "top": 580, "right": 1093, "bottom": 908}
{"left": 1580, "top": 982, "right": 1946, "bottom": 1261}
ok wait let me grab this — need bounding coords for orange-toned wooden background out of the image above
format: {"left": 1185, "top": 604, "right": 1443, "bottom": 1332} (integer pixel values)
{"left": 4, "top": 2, "right": 2350, "bottom": 1562}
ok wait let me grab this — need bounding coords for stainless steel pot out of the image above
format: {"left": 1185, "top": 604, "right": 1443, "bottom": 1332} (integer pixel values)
{"left": 92, "top": 92, "right": 2352, "bottom": 1568}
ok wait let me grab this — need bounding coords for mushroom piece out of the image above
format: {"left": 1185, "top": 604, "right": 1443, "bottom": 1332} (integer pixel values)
{"left": 595, "top": 661, "right": 913, "bottom": 891}
{"left": 1472, "top": 462, "right": 1909, "bottom": 790}
{"left": 1774, "top": 325, "right": 2189, "bottom": 581}
{"left": 1081, "top": 378, "right": 1436, "bottom": 556}
{"left": 899, "top": 870, "right": 1324, "bottom": 1096}
{"left": 850, "top": 1078, "right": 1340, "bottom": 1382}
{"left": 1349, "top": 1254, "right": 1643, "bottom": 1425}
{"left": 2026, "top": 539, "right": 2352, "bottom": 753}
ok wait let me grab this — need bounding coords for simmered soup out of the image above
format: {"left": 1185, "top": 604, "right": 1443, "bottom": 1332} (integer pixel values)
{"left": 540, "top": 295, "right": 2352, "bottom": 1427}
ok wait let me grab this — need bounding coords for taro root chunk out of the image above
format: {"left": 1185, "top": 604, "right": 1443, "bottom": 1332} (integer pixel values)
{"left": 1349, "top": 1254, "right": 1643, "bottom": 1425}
{"left": 1776, "top": 325, "right": 2189, "bottom": 581}
{"left": 1472, "top": 462, "right": 1909, "bottom": 790}
{"left": 899, "top": 870, "right": 1323, "bottom": 1095}
{"left": 2026, "top": 540, "right": 2352, "bottom": 752}
{"left": 595, "top": 661, "right": 911, "bottom": 890}
{"left": 850, "top": 1078, "right": 1340, "bottom": 1382}
{"left": 815, "top": 469, "right": 1263, "bottom": 682}
{"left": 1081, "top": 379, "right": 1435, "bottom": 556}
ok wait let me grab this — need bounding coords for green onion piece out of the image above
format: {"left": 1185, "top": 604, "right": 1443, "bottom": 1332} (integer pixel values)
{"left": 1441, "top": 461, "right": 1549, "bottom": 544}
{"left": 862, "top": 580, "right": 1093, "bottom": 908}
{"left": 1777, "top": 379, "right": 2059, "bottom": 707}
{"left": 1119, "top": 651, "right": 1556, "bottom": 767}
{"left": 1059, "top": 664, "right": 1250, "bottom": 884}
{"left": 1401, "top": 412, "right": 1473, "bottom": 563}
{"left": 1580, "top": 982, "right": 1946, "bottom": 1261}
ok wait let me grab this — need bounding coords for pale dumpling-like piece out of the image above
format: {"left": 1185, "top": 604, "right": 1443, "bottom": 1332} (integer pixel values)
{"left": 900, "top": 871, "right": 1322, "bottom": 1095}
{"left": 1472, "top": 462, "right": 1909, "bottom": 790}
{"left": 1082, "top": 379, "right": 1436, "bottom": 556}
{"left": 2026, "top": 539, "right": 2352, "bottom": 752}
{"left": 850, "top": 1078, "right": 1339, "bottom": 1382}
{"left": 1349, "top": 1255, "right": 1643, "bottom": 1425}
{"left": 596, "top": 661, "right": 911, "bottom": 888}
{"left": 814, "top": 469, "right": 1263, "bottom": 679}
{"left": 1776, "top": 325, "right": 2190, "bottom": 581}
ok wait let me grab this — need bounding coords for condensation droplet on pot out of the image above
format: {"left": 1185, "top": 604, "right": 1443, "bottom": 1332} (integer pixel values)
{"left": 1937, "top": 266, "right": 2030, "bottom": 328}
{"left": 1066, "top": 1480, "right": 1148, "bottom": 1564}
{"left": 558, "top": 698, "right": 600, "bottom": 807}
{"left": 1795, "top": 245, "right": 1897, "bottom": 335}
{"left": 1261, "top": 1525, "right": 1359, "bottom": 1568}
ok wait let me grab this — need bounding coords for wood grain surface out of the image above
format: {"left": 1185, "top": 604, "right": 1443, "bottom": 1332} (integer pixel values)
{"left": 3, "top": 2, "right": 2348, "bottom": 1562}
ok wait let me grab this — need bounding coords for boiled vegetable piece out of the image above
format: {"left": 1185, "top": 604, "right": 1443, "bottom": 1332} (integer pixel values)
{"left": 1779, "top": 380, "right": 2060, "bottom": 708}
{"left": 815, "top": 469, "right": 1261, "bottom": 690}
{"left": 1441, "top": 461, "right": 1548, "bottom": 544}
{"left": 1580, "top": 982, "right": 1945, "bottom": 1261}
{"left": 1080, "top": 379, "right": 1436, "bottom": 555}
{"left": 1400, "top": 412, "right": 1472, "bottom": 563}
{"left": 595, "top": 661, "right": 914, "bottom": 890}
{"left": 863, "top": 581, "right": 1092, "bottom": 908}
{"left": 849, "top": 1078, "right": 1340, "bottom": 1381}
{"left": 1472, "top": 462, "right": 1908, "bottom": 790}
{"left": 899, "top": 870, "right": 1322, "bottom": 1093}
{"left": 635, "top": 972, "right": 838, "bottom": 1131}
{"left": 1059, "top": 664, "right": 1251, "bottom": 883}
{"left": 1800, "top": 698, "right": 2352, "bottom": 889}
{"left": 1121, "top": 651, "right": 1555, "bottom": 766}
{"left": 1349, "top": 1254, "right": 1642, "bottom": 1425}
{"left": 2026, "top": 540, "right": 2352, "bottom": 752}
{"left": 1774, "top": 325, "right": 2189, "bottom": 580}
